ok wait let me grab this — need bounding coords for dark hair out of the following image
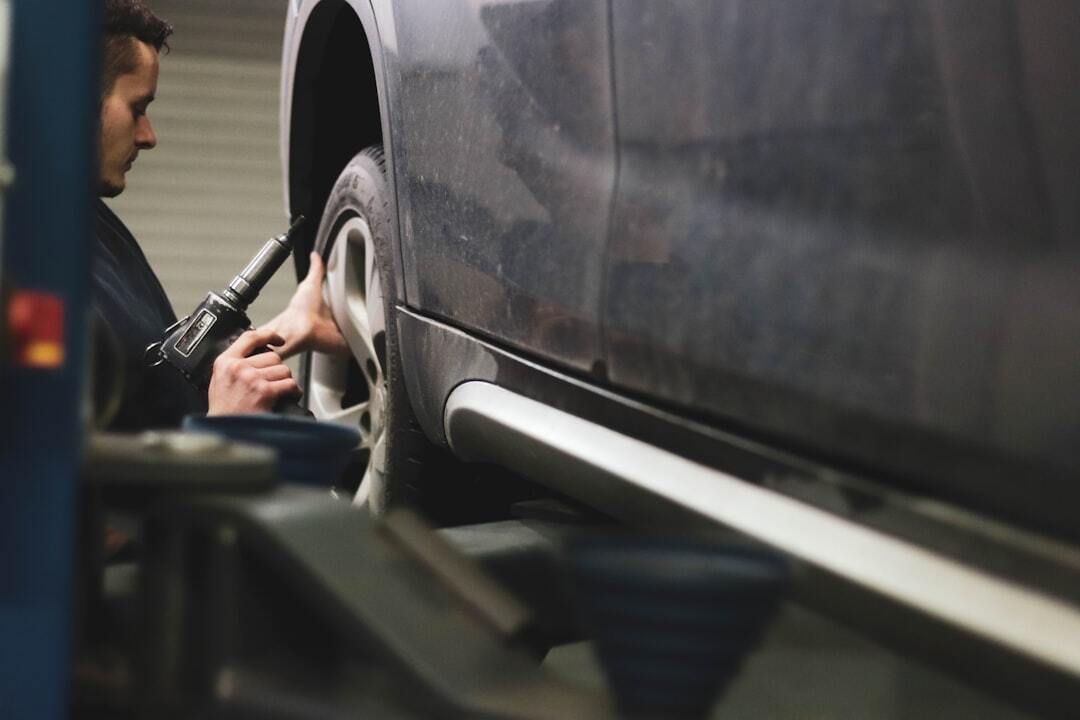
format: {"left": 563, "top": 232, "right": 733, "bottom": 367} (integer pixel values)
{"left": 102, "top": 0, "right": 173, "bottom": 96}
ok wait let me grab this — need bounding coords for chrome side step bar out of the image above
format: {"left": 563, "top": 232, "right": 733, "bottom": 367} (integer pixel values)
{"left": 444, "top": 381, "right": 1080, "bottom": 680}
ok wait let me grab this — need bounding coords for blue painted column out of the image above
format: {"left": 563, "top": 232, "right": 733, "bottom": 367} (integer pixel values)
{"left": 0, "top": 0, "right": 100, "bottom": 716}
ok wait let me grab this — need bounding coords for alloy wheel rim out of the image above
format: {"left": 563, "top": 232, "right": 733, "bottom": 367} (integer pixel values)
{"left": 307, "top": 215, "right": 386, "bottom": 506}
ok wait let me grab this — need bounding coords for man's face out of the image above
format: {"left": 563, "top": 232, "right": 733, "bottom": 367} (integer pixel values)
{"left": 98, "top": 40, "right": 159, "bottom": 198}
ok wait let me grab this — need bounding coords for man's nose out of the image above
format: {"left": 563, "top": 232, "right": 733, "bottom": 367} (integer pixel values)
{"left": 136, "top": 116, "right": 157, "bottom": 149}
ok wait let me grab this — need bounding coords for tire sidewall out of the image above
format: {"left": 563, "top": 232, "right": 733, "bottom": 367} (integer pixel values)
{"left": 308, "top": 147, "right": 420, "bottom": 513}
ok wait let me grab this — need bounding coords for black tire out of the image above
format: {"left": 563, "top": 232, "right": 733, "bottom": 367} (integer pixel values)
{"left": 307, "top": 146, "right": 439, "bottom": 514}
{"left": 307, "top": 146, "right": 544, "bottom": 524}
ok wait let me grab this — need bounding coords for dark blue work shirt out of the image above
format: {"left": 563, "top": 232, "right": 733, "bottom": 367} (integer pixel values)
{"left": 90, "top": 200, "right": 206, "bottom": 430}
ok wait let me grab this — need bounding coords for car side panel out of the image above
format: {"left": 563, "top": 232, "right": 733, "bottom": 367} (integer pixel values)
{"left": 386, "top": 0, "right": 615, "bottom": 373}
{"left": 604, "top": 1, "right": 1080, "bottom": 532}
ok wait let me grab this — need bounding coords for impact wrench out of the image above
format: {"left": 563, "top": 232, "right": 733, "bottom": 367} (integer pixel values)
{"left": 144, "top": 216, "right": 309, "bottom": 415}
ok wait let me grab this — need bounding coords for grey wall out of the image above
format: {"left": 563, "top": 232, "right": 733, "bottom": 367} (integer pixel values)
{"left": 107, "top": 0, "right": 293, "bottom": 332}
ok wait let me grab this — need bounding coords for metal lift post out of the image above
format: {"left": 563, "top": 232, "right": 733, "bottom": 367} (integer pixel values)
{"left": 0, "top": 1, "right": 101, "bottom": 717}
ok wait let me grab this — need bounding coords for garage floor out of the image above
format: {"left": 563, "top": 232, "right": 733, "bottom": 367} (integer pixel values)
{"left": 545, "top": 604, "right": 1031, "bottom": 719}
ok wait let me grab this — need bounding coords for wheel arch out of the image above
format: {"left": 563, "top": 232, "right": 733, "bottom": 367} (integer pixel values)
{"left": 284, "top": 0, "right": 402, "bottom": 299}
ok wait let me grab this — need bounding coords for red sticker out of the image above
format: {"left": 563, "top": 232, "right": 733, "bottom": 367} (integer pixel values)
{"left": 7, "top": 290, "right": 64, "bottom": 369}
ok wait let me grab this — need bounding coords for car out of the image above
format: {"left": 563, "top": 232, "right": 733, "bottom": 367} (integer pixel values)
{"left": 279, "top": 0, "right": 1080, "bottom": 710}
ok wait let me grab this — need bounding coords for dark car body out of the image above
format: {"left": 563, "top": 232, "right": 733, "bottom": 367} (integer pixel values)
{"left": 283, "top": 0, "right": 1080, "bottom": 541}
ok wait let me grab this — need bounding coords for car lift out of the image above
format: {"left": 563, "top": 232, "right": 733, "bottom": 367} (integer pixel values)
{"left": 0, "top": 1, "right": 101, "bottom": 717}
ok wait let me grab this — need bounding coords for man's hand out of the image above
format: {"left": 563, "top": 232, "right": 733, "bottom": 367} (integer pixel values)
{"left": 207, "top": 329, "right": 301, "bottom": 415}
{"left": 259, "top": 252, "right": 348, "bottom": 359}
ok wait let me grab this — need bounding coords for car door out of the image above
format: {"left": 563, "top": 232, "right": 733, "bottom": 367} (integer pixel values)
{"left": 388, "top": 0, "right": 616, "bottom": 374}
{"left": 603, "top": 0, "right": 1080, "bottom": 536}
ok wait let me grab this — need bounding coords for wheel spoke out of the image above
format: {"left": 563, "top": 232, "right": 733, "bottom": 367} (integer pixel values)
{"left": 308, "top": 344, "right": 350, "bottom": 391}
{"left": 342, "top": 294, "right": 379, "bottom": 366}
{"left": 353, "top": 465, "right": 372, "bottom": 507}
{"left": 324, "top": 221, "right": 381, "bottom": 371}
{"left": 326, "top": 229, "right": 364, "bottom": 350}
{"left": 322, "top": 401, "right": 368, "bottom": 431}
{"left": 371, "top": 433, "right": 387, "bottom": 474}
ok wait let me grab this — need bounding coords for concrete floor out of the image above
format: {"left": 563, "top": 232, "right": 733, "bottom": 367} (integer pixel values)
{"left": 545, "top": 604, "right": 1033, "bottom": 719}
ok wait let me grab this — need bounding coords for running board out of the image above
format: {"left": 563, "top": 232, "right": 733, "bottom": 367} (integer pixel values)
{"left": 444, "top": 380, "right": 1080, "bottom": 712}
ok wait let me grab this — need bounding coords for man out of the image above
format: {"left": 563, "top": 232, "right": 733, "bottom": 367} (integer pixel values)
{"left": 93, "top": 0, "right": 338, "bottom": 429}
